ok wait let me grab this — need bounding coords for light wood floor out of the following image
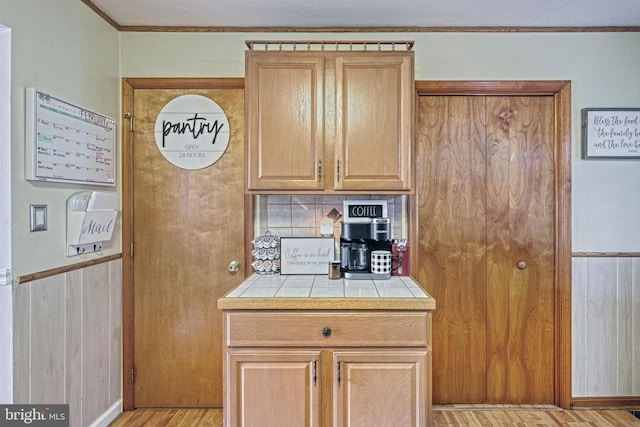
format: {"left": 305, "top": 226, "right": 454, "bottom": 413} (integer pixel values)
{"left": 109, "top": 407, "right": 640, "bottom": 426}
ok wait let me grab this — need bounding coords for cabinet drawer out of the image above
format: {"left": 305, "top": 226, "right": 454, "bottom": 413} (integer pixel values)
{"left": 225, "top": 311, "right": 429, "bottom": 348}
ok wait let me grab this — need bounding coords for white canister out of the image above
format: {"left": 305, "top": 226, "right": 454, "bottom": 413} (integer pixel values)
{"left": 370, "top": 250, "right": 392, "bottom": 275}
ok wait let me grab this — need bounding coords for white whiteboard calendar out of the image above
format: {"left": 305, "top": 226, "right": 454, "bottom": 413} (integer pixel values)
{"left": 25, "top": 88, "right": 116, "bottom": 186}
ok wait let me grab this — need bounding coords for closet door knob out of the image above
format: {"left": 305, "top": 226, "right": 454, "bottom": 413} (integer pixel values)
{"left": 228, "top": 260, "right": 241, "bottom": 272}
{"left": 517, "top": 261, "right": 527, "bottom": 270}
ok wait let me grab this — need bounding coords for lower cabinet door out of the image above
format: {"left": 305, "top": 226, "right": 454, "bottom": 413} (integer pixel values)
{"left": 228, "top": 350, "right": 321, "bottom": 427}
{"left": 333, "top": 351, "right": 427, "bottom": 427}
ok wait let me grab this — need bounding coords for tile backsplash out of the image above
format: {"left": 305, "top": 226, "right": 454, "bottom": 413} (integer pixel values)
{"left": 257, "top": 195, "right": 407, "bottom": 240}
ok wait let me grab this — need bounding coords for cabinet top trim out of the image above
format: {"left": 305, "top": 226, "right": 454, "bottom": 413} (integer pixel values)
{"left": 245, "top": 39, "right": 414, "bottom": 51}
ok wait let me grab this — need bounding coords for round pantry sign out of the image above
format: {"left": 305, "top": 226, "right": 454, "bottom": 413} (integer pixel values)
{"left": 154, "top": 94, "right": 230, "bottom": 170}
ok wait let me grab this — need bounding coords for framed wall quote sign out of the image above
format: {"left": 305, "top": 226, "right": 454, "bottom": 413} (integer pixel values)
{"left": 582, "top": 108, "right": 640, "bottom": 159}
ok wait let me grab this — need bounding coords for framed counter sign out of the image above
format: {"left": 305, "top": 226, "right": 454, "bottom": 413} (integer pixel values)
{"left": 280, "top": 237, "right": 335, "bottom": 275}
{"left": 582, "top": 108, "right": 640, "bottom": 159}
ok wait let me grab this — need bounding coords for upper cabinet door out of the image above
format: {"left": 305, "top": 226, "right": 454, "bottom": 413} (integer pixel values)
{"left": 245, "top": 48, "right": 414, "bottom": 193}
{"left": 334, "top": 53, "right": 414, "bottom": 192}
{"left": 246, "top": 52, "right": 325, "bottom": 191}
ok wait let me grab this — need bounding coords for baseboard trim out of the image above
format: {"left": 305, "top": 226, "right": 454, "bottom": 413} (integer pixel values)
{"left": 433, "top": 404, "right": 561, "bottom": 411}
{"left": 571, "top": 396, "right": 640, "bottom": 409}
{"left": 88, "top": 399, "right": 122, "bottom": 427}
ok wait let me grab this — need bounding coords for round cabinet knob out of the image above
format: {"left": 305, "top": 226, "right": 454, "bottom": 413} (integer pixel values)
{"left": 228, "top": 260, "right": 241, "bottom": 272}
{"left": 322, "top": 327, "right": 332, "bottom": 337}
{"left": 517, "top": 261, "right": 527, "bottom": 270}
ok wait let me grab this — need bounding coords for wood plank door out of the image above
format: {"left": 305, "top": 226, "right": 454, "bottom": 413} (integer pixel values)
{"left": 415, "top": 95, "right": 555, "bottom": 404}
{"left": 126, "top": 84, "right": 246, "bottom": 407}
{"left": 485, "top": 97, "right": 555, "bottom": 403}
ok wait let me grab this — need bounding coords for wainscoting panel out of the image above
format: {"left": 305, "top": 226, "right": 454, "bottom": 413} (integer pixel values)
{"left": 82, "top": 262, "right": 112, "bottom": 424}
{"left": 109, "top": 260, "right": 122, "bottom": 406}
{"left": 572, "top": 256, "right": 640, "bottom": 397}
{"left": 31, "top": 274, "right": 66, "bottom": 403}
{"left": 12, "top": 278, "right": 30, "bottom": 404}
{"left": 13, "top": 258, "right": 122, "bottom": 427}
{"left": 67, "top": 269, "right": 83, "bottom": 427}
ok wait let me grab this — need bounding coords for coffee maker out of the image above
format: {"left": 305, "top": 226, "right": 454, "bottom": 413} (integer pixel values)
{"left": 340, "top": 218, "right": 392, "bottom": 279}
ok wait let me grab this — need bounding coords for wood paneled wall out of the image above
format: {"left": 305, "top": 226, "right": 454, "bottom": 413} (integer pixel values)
{"left": 13, "top": 259, "right": 122, "bottom": 427}
{"left": 572, "top": 256, "right": 640, "bottom": 398}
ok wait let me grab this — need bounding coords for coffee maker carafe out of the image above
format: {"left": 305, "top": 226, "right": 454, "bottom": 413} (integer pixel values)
{"left": 340, "top": 218, "right": 392, "bottom": 279}
{"left": 345, "top": 242, "right": 369, "bottom": 272}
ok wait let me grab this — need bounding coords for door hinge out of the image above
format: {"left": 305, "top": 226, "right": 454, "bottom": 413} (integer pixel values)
{"left": 337, "top": 360, "right": 341, "bottom": 385}
{"left": 313, "top": 360, "right": 317, "bottom": 385}
{"left": 130, "top": 367, "right": 135, "bottom": 384}
{"left": 318, "top": 160, "right": 322, "bottom": 182}
{"left": 130, "top": 241, "right": 134, "bottom": 258}
{"left": 336, "top": 160, "right": 340, "bottom": 182}
{"left": 123, "top": 112, "right": 134, "bottom": 132}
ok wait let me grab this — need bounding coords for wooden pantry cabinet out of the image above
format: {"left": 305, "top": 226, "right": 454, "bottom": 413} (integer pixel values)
{"left": 222, "top": 310, "right": 431, "bottom": 427}
{"left": 245, "top": 47, "right": 414, "bottom": 193}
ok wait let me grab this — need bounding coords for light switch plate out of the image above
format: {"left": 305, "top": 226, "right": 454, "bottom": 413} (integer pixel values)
{"left": 30, "top": 204, "right": 47, "bottom": 232}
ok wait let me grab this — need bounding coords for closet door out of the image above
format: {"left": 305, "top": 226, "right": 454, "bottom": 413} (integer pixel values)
{"left": 416, "top": 95, "right": 555, "bottom": 404}
{"left": 417, "top": 96, "right": 488, "bottom": 403}
{"left": 485, "top": 97, "right": 555, "bottom": 403}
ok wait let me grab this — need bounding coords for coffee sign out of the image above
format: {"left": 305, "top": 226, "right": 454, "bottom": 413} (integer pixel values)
{"left": 343, "top": 200, "right": 388, "bottom": 222}
{"left": 154, "top": 94, "right": 230, "bottom": 169}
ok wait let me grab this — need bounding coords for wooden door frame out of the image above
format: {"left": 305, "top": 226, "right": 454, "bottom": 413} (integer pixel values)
{"left": 121, "top": 78, "right": 253, "bottom": 410}
{"left": 412, "top": 81, "right": 572, "bottom": 409}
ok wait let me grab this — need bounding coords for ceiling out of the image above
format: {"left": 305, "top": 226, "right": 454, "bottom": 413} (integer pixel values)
{"left": 84, "top": 0, "right": 640, "bottom": 30}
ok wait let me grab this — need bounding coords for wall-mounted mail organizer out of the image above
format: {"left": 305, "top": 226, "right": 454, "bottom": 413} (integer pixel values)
{"left": 66, "top": 191, "right": 119, "bottom": 256}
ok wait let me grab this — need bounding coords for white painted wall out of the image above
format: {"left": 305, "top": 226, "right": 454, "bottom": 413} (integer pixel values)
{"left": 0, "top": 0, "right": 121, "bottom": 279}
{"left": 120, "top": 31, "right": 640, "bottom": 399}
{"left": 0, "top": 23, "right": 13, "bottom": 404}
{"left": 2, "top": 1, "right": 640, "bottom": 407}
{"left": 0, "top": 0, "right": 120, "bottom": 417}
{"left": 120, "top": 31, "right": 640, "bottom": 253}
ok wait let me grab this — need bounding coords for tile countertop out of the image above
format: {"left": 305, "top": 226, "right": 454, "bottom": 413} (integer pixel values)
{"left": 217, "top": 274, "right": 435, "bottom": 311}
